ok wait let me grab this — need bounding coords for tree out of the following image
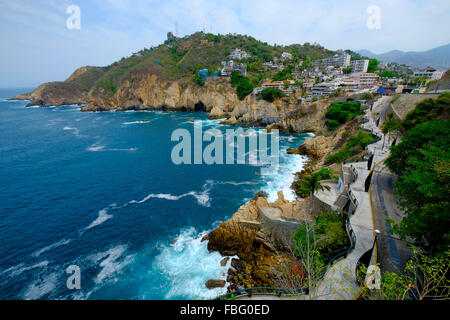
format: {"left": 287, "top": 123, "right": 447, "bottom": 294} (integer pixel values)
{"left": 292, "top": 221, "right": 325, "bottom": 298}
{"left": 358, "top": 248, "right": 450, "bottom": 300}
{"left": 193, "top": 74, "right": 205, "bottom": 86}
{"left": 258, "top": 87, "right": 284, "bottom": 102}
{"left": 343, "top": 66, "right": 353, "bottom": 74}
{"left": 381, "top": 118, "right": 401, "bottom": 149}
{"left": 385, "top": 120, "right": 450, "bottom": 254}
{"left": 361, "top": 92, "right": 373, "bottom": 101}
{"left": 368, "top": 58, "right": 379, "bottom": 73}
{"left": 302, "top": 169, "right": 332, "bottom": 196}
{"left": 231, "top": 71, "right": 254, "bottom": 100}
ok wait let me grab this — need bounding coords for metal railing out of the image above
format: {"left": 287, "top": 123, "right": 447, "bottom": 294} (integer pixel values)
{"left": 215, "top": 162, "right": 362, "bottom": 300}
{"left": 215, "top": 188, "right": 360, "bottom": 300}
{"left": 350, "top": 164, "right": 358, "bottom": 183}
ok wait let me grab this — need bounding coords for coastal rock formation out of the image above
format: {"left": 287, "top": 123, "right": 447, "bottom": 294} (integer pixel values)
{"left": 12, "top": 68, "right": 330, "bottom": 133}
{"left": 207, "top": 191, "right": 309, "bottom": 291}
{"left": 205, "top": 279, "right": 226, "bottom": 289}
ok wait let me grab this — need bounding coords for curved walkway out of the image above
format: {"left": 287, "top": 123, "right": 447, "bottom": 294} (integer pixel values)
{"left": 311, "top": 97, "right": 392, "bottom": 300}
{"left": 237, "top": 97, "right": 395, "bottom": 300}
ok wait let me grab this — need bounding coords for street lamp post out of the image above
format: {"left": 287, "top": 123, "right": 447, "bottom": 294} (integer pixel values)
{"left": 374, "top": 229, "right": 380, "bottom": 250}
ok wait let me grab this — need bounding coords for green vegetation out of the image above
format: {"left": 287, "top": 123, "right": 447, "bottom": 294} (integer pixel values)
{"left": 378, "top": 69, "right": 402, "bottom": 78}
{"left": 325, "top": 102, "right": 363, "bottom": 131}
{"left": 367, "top": 58, "right": 379, "bottom": 73}
{"left": 342, "top": 66, "right": 353, "bottom": 74}
{"left": 358, "top": 248, "right": 450, "bottom": 300}
{"left": 381, "top": 118, "right": 401, "bottom": 148}
{"left": 231, "top": 71, "right": 254, "bottom": 100}
{"left": 272, "top": 65, "right": 294, "bottom": 81}
{"left": 294, "top": 211, "right": 349, "bottom": 266}
{"left": 292, "top": 168, "right": 335, "bottom": 197}
{"left": 326, "top": 130, "right": 376, "bottom": 164}
{"left": 385, "top": 120, "right": 450, "bottom": 254}
{"left": 58, "top": 32, "right": 338, "bottom": 99}
{"left": 193, "top": 73, "right": 205, "bottom": 86}
{"left": 361, "top": 92, "right": 373, "bottom": 101}
{"left": 252, "top": 190, "right": 268, "bottom": 200}
{"left": 258, "top": 87, "right": 284, "bottom": 102}
{"left": 97, "top": 79, "right": 117, "bottom": 96}
{"left": 401, "top": 92, "right": 450, "bottom": 131}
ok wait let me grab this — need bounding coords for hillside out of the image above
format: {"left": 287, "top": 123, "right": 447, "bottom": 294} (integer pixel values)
{"left": 427, "top": 70, "right": 450, "bottom": 92}
{"left": 12, "top": 32, "right": 335, "bottom": 112}
{"left": 357, "top": 44, "right": 450, "bottom": 70}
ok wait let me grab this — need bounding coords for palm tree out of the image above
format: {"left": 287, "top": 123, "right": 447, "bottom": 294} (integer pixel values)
{"left": 303, "top": 169, "right": 333, "bottom": 212}
{"left": 381, "top": 119, "right": 401, "bottom": 150}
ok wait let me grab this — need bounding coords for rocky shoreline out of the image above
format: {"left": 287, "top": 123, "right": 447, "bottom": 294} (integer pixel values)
{"left": 200, "top": 115, "right": 360, "bottom": 294}
{"left": 11, "top": 72, "right": 351, "bottom": 296}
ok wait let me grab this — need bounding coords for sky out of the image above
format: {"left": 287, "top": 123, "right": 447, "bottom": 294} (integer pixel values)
{"left": 0, "top": 0, "right": 449, "bottom": 87}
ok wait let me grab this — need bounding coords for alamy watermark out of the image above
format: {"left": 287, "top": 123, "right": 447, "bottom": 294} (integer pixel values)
{"left": 170, "top": 121, "right": 280, "bottom": 175}
{"left": 66, "top": 265, "right": 81, "bottom": 290}
{"left": 66, "top": 5, "right": 81, "bottom": 30}
{"left": 367, "top": 5, "right": 381, "bottom": 30}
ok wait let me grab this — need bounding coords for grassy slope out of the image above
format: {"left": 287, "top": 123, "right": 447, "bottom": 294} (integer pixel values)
{"left": 88, "top": 32, "right": 336, "bottom": 95}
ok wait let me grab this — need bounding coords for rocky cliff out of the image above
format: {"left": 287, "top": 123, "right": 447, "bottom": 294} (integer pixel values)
{"left": 13, "top": 66, "right": 330, "bottom": 133}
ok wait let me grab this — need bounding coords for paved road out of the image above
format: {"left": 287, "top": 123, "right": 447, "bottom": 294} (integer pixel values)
{"left": 370, "top": 165, "right": 412, "bottom": 273}
{"left": 366, "top": 97, "right": 413, "bottom": 274}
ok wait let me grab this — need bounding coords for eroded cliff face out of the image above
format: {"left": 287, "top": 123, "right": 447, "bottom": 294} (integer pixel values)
{"left": 13, "top": 71, "right": 329, "bottom": 134}
{"left": 206, "top": 195, "right": 302, "bottom": 291}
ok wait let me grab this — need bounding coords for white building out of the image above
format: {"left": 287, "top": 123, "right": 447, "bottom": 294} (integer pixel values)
{"left": 280, "top": 52, "right": 293, "bottom": 61}
{"left": 414, "top": 67, "right": 444, "bottom": 80}
{"left": 353, "top": 72, "right": 380, "bottom": 85}
{"left": 350, "top": 59, "right": 369, "bottom": 73}
{"left": 229, "top": 48, "right": 251, "bottom": 60}
{"left": 312, "top": 53, "right": 351, "bottom": 69}
{"left": 220, "top": 60, "right": 247, "bottom": 76}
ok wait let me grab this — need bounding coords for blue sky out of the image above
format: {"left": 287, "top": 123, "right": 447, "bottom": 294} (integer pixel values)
{"left": 1, "top": 0, "right": 449, "bottom": 87}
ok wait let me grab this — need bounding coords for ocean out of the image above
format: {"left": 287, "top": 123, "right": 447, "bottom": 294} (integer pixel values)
{"left": 0, "top": 88, "right": 309, "bottom": 300}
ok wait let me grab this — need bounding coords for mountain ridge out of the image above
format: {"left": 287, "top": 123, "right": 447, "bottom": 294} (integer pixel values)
{"left": 357, "top": 44, "right": 450, "bottom": 70}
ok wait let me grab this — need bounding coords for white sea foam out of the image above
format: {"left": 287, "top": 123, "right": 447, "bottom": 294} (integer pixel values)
{"left": 129, "top": 190, "right": 210, "bottom": 207}
{"left": 86, "top": 206, "right": 115, "bottom": 230}
{"left": 23, "top": 272, "right": 58, "bottom": 300}
{"left": 88, "top": 244, "right": 134, "bottom": 284}
{"left": 86, "top": 143, "right": 106, "bottom": 152}
{"left": 86, "top": 143, "right": 137, "bottom": 153}
{"left": 63, "top": 126, "right": 81, "bottom": 137}
{"left": 122, "top": 121, "right": 151, "bottom": 125}
{"left": 129, "top": 181, "right": 212, "bottom": 207}
{"left": 1, "top": 261, "right": 49, "bottom": 279}
{"left": 261, "top": 150, "right": 308, "bottom": 203}
{"left": 153, "top": 227, "right": 234, "bottom": 299}
{"left": 32, "top": 239, "right": 73, "bottom": 257}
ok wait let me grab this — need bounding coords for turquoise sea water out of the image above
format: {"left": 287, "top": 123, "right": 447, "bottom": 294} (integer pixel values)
{"left": 0, "top": 88, "right": 309, "bottom": 300}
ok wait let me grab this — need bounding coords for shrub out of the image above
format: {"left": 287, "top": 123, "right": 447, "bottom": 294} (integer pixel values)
{"left": 193, "top": 74, "right": 205, "bottom": 86}
{"left": 401, "top": 92, "right": 450, "bottom": 131}
{"left": 361, "top": 93, "right": 373, "bottom": 100}
{"left": 294, "top": 210, "right": 349, "bottom": 265}
{"left": 326, "top": 130, "right": 376, "bottom": 164}
{"left": 231, "top": 71, "right": 254, "bottom": 100}
{"left": 325, "top": 119, "right": 340, "bottom": 131}
{"left": 326, "top": 149, "right": 352, "bottom": 164}
{"left": 385, "top": 120, "right": 450, "bottom": 254}
{"left": 252, "top": 190, "right": 268, "bottom": 200}
{"left": 325, "top": 102, "right": 363, "bottom": 131}
{"left": 258, "top": 87, "right": 284, "bottom": 102}
{"left": 292, "top": 168, "right": 334, "bottom": 197}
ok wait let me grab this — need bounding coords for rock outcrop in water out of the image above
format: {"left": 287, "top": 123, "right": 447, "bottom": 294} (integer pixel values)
{"left": 206, "top": 192, "right": 313, "bottom": 292}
